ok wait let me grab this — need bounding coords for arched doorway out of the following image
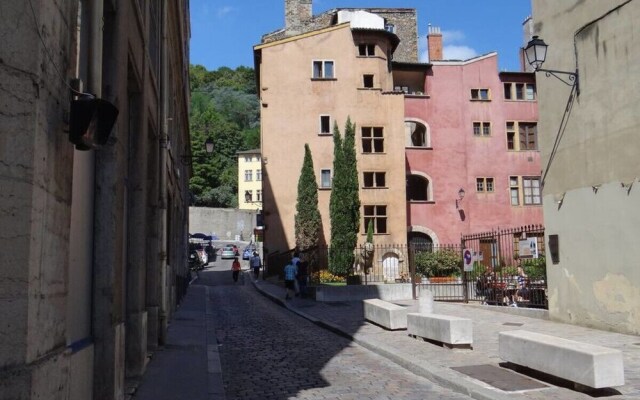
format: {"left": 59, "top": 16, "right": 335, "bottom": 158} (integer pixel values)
{"left": 382, "top": 252, "right": 400, "bottom": 281}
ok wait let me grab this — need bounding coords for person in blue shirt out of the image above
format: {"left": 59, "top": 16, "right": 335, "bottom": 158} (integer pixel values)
{"left": 249, "top": 252, "right": 261, "bottom": 282}
{"left": 283, "top": 260, "right": 298, "bottom": 300}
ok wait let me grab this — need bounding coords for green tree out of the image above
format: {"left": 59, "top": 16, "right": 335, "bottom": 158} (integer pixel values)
{"left": 295, "top": 144, "right": 321, "bottom": 254}
{"left": 188, "top": 65, "right": 260, "bottom": 207}
{"left": 328, "top": 118, "right": 360, "bottom": 277}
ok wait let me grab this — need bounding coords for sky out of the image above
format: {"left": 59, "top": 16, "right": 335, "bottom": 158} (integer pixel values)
{"left": 190, "top": 0, "right": 532, "bottom": 72}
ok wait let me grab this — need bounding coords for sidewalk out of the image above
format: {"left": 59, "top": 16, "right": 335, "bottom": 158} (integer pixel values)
{"left": 133, "top": 284, "right": 225, "bottom": 400}
{"left": 253, "top": 276, "right": 640, "bottom": 400}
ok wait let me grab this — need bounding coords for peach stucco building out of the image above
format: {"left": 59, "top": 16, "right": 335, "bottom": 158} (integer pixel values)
{"left": 255, "top": 1, "right": 543, "bottom": 259}
{"left": 255, "top": 12, "right": 407, "bottom": 253}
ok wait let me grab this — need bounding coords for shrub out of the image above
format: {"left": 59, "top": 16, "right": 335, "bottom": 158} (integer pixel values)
{"left": 521, "top": 257, "right": 547, "bottom": 281}
{"left": 311, "top": 270, "right": 346, "bottom": 284}
{"left": 414, "top": 249, "right": 462, "bottom": 278}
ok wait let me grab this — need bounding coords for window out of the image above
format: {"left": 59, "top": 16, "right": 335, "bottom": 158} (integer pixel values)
{"left": 244, "top": 156, "right": 252, "bottom": 162}
{"left": 256, "top": 169, "right": 262, "bottom": 181}
{"left": 364, "top": 205, "right": 387, "bottom": 234}
{"left": 385, "top": 24, "right": 395, "bottom": 33}
{"left": 406, "top": 120, "right": 428, "bottom": 147}
{"left": 312, "top": 60, "right": 334, "bottom": 79}
{"left": 407, "top": 175, "right": 430, "bottom": 201}
{"left": 362, "top": 127, "right": 384, "bottom": 153}
{"left": 256, "top": 190, "right": 262, "bottom": 202}
{"left": 245, "top": 190, "right": 252, "bottom": 202}
{"left": 470, "top": 88, "right": 490, "bottom": 101}
{"left": 358, "top": 44, "right": 375, "bottom": 56}
{"left": 510, "top": 176, "right": 520, "bottom": 205}
{"left": 523, "top": 177, "right": 542, "bottom": 205}
{"left": 476, "top": 177, "right": 494, "bottom": 192}
{"left": 519, "top": 122, "right": 538, "bottom": 150}
{"left": 510, "top": 176, "right": 542, "bottom": 206}
{"left": 504, "top": 82, "right": 536, "bottom": 101}
{"left": 506, "top": 122, "right": 538, "bottom": 151}
{"left": 244, "top": 170, "right": 252, "bottom": 181}
{"left": 363, "top": 74, "right": 374, "bottom": 88}
{"left": 363, "top": 172, "right": 386, "bottom": 188}
{"left": 506, "top": 122, "right": 516, "bottom": 150}
{"left": 320, "top": 169, "right": 332, "bottom": 188}
{"left": 320, "top": 115, "right": 331, "bottom": 135}
{"left": 473, "top": 122, "right": 491, "bottom": 136}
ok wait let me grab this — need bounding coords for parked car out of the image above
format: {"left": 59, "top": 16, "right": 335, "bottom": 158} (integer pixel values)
{"left": 242, "top": 245, "right": 256, "bottom": 260}
{"left": 220, "top": 244, "right": 236, "bottom": 259}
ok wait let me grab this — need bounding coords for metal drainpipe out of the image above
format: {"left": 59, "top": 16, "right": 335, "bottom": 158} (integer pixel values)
{"left": 158, "top": 0, "right": 169, "bottom": 345}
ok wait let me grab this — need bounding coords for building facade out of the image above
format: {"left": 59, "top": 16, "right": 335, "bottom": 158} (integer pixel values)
{"left": 237, "top": 149, "right": 263, "bottom": 211}
{"left": 532, "top": 0, "right": 640, "bottom": 335}
{"left": 0, "top": 1, "right": 192, "bottom": 398}
{"left": 255, "top": 6, "right": 407, "bottom": 254}
{"left": 257, "top": 0, "right": 543, "bottom": 274}
{"left": 401, "top": 36, "right": 543, "bottom": 247}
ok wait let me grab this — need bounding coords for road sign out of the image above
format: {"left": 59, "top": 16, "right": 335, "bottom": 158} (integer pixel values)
{"left": 463, "top": 248, "right": 473, "bottom": 271}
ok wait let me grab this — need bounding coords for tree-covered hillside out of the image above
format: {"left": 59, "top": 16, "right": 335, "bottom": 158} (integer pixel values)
{"left": 188, "top": 65, "right": 260, "bottom": 207}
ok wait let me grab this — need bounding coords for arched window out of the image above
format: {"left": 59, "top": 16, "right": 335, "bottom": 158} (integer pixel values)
{"left": 407, "top": 175, "right": 430, "bottom": 201}
{"left": 408, "top": 232, "right": 434, "bottom": 252}
{"left": 405, "top": 120, "right": 430, "bottom": 148}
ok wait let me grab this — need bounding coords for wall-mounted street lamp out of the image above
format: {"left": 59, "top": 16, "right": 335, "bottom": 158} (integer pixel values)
{"left": 181, "top": 138, "right": 214, "bottom": 165}
{"left": 524, "top": 36, "right": 579, "bottom": 95}
{"left": 455, "top": 188, "right": 465, "bottom": 209}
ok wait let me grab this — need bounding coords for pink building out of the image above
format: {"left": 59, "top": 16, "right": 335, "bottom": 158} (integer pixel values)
{"left": 397, "top": 31, "right": 543, "bottom": 247}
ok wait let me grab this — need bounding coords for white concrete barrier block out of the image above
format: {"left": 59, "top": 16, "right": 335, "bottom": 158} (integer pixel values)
{"left": 499, "top": 330, "right": 625, "bottom": 388}
{"left": 363, "top": 299, "right": 407, "bottom": 330}
{"left": 407, "top": 313, "right": 473, "bottom": 345}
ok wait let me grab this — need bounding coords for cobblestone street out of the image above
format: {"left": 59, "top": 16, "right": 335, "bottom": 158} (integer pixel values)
{"left": 199, "top": 267, "right": 471, "bottom": 400}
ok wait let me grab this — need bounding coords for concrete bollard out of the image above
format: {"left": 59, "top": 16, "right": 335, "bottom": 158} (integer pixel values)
{"left": 418, "top": 290, "right": 434, "bottom": 314}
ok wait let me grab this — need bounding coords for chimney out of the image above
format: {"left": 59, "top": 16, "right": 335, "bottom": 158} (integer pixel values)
{"left": 285, "top": 0, "right": 313, "bottom": 31}
{"left": 427, "top": 25, "right": 443, "bottom": 61}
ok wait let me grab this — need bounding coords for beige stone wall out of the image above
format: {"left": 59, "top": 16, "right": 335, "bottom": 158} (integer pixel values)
{"left": 533, "top": 0, "right": 640, "bottom": 335}
{"left": 258, "top": 24, "right": 407, "bottom": 254}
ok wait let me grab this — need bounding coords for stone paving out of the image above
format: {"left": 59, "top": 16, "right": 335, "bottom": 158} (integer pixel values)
{"left": 205, "top": 269, "right": 472, "bottom": 400}
{"left": 253, "top": 276, "right": 640, "bottom": 400}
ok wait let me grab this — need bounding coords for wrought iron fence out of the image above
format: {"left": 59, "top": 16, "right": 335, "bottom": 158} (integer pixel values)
{"left": 458, "top": 225, "right": 547, "bottom": 308}
{"left": 265, "top": 224, "right": 547, "bottom": 309}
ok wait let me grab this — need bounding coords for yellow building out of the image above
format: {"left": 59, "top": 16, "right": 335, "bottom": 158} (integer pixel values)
{"left": 254, "top": 6, "right": 411, "bottom": 254}
{"left": 238, "top": 149, "right": 263, "bottom": 211}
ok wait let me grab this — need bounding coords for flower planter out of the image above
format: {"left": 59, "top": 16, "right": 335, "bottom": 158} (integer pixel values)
{"left": 427, "top": 276, "right": 458, "bottom": 283}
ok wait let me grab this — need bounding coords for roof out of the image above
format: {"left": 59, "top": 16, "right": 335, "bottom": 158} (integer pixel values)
{"left": 236, "top": 149, "right": 261, "bottom": 155}
{"left": 392, "top": 61, "right": 432, "bottom": 71}
{"left": 430, "top": 52, "right": 497, "bottom": 66}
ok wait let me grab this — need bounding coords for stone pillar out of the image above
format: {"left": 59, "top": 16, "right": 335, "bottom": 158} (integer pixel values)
{"left": 285, "top": 0, "right": 312, "bottom": 31}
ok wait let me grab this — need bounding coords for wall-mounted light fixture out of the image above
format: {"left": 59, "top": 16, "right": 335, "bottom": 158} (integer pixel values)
{"left": 524, "top": 36, "right": 579, "bottom": 95}
{"left": 455, "top": 188, "right": 465, "bottom": 209}
{"left": 69, "top": 94, "right": 119, "bottom": 150}
{"left": 181, "top": 138, "right": 214, "bottom": 165}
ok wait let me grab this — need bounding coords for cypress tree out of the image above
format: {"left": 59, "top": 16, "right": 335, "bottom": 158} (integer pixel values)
{"left": 295, "top": 144, "right": 321, "bottom": 254}
{"left": 328, "top": 118, "right": 360, "bottom": 277}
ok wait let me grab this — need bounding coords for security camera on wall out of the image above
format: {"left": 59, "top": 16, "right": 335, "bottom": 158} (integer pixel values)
{"left": 69, "top": 94, "right": 119, "bottom": 150}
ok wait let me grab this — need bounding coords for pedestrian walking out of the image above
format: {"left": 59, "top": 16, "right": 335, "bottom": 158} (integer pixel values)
{"left": 231, "top": 257, "right": 241, "bottom": 283}
{"left": 283, "top": 260, "right": 298, "bottom": 300}
{"left": 250, "top": 251, "right": 261, "bottom": 282}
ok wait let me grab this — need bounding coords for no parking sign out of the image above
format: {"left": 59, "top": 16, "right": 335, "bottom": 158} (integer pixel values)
{"left": 463, "top": 248, "right": 473, "bottom": 271}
